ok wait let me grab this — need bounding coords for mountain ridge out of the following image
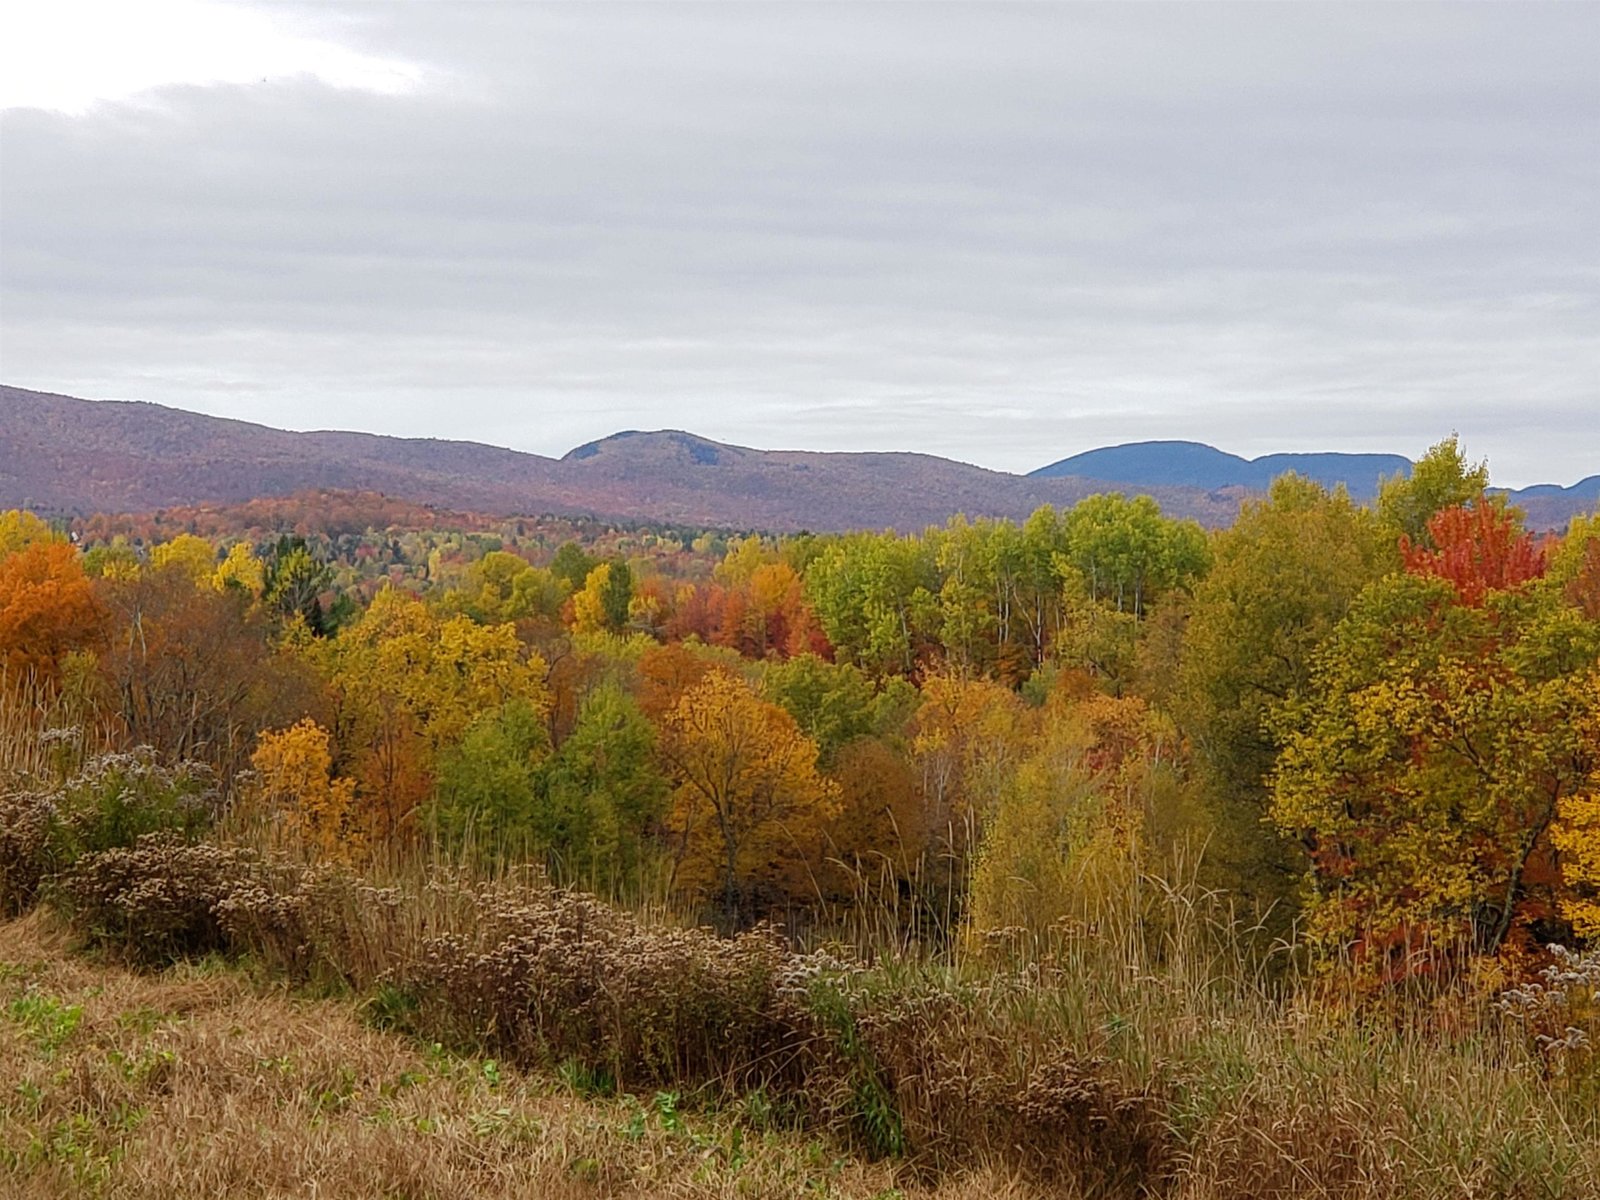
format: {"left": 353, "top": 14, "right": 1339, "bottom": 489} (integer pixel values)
{"left": 1031, "top": 439, "right": 1414, "bottom": 498}
{"left": 2, "top": 385, "right": 1591, "bottom": 532}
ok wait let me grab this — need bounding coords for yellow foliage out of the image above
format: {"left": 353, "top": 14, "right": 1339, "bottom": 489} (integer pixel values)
{"left": 252, "top": 719, "right": 363, "bottom": 862}
{"left": 0, "top": 510, "right": 60, "bottom": 558}
{"left": 965, "top": 696, "right": 1158, "bottom": 955}
{"left": 213, "top": 542, "right": 266, "bottom": 596}
{"left": 570, "top": 563, "right": 611, "bottom": 635}
{"left": 319, "top": 588, "right": 550, "bottom": 839}
{"left": 660, "top": 670, "right": 839, "bottom": 912}
{"left": 1552, "top": 679, "right": 1600, "bottom": 939}
{"left": 910, "top": 671, "right": 1032, "bottom": 841}
{"left": 149, "top": 534, "right": 216, "bottom": 583}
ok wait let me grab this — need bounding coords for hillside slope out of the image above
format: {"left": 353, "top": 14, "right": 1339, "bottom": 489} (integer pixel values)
{"left": 0, "top": 386, "right": 1239, "bottom": 531}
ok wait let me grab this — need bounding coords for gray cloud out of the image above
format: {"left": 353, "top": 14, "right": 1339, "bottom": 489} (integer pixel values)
{"left": 2, "top": 2, "right": 1596, "bottom": 487}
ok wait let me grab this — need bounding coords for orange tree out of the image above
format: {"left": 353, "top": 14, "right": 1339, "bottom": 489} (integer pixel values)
{"left": 0, "top": 542, "right": 101, "bottom": 685}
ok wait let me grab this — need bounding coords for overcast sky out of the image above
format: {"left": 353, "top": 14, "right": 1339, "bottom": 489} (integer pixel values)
{"left": 1, "top": 2, "right": 1596, "bottom": 486}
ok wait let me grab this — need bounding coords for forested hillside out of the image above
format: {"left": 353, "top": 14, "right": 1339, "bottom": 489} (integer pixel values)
{"left": 6, "top": 384, "right": 1593, "bottom": 531}
{"left": 4, "top": 436, "right": 1598, "bottom": 1197}
{"left": 0, "top": 385, "right": 1238, "bottom": 531}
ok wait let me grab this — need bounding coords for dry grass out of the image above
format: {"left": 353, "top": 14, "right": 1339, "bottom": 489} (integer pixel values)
{"left": 0, "top": 913, "right": 1045, "bottom": 1200}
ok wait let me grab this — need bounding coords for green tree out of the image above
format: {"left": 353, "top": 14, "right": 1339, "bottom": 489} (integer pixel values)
{"left": 433, "top": 698, "right": 549, "bottom": 852}
{"left": 549, "top": 541, "right": 597, "bottom": 592}
{"left": 1176, "top": 474, "right": 1387, "bottom": 917}
{"left": 265, "top": 536, "right": 335, "bottom": 634}
{"left": 1376, "top": 434, "right": 1491, "bottom": 548}
{"left": 539, "top": 684, "right": 668, "bottom": 892}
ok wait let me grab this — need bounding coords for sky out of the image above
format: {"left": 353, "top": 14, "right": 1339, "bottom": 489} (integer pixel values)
{"left": 1, "top": 2, "right": 1596, "bottom": 487}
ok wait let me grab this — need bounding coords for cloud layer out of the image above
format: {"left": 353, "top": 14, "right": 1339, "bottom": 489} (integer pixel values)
{"left": 2, "top": 2, "right": 1596, "bottom": 486}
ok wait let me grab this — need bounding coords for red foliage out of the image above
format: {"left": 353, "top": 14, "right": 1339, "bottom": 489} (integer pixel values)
{"left": 1401, "top": 504, "right": 1551, "bottom": 606}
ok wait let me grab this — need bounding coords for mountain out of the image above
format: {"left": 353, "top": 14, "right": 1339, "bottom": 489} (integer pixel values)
{"left": 2, "top": 385, "right": 1590, "bottom": 532}
{"left": 1031, "top": 440, "right": 1412, "bottom": 498}
{"left": 0, "top": 386, "right": 1239, "bottom": 532}
{"left": 1510, "top": 475, "right": 1600, "bottom": 532}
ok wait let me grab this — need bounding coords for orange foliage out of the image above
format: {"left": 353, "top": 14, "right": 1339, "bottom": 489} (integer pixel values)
{"left": 0, "top": 543, "right": 102, "bottom": 683}
{"left": 1401, "top": 504, "right": 1550, "bottom": 606}
{"left": 659, "top": 671, "right": 839, "bottom": 917}
{"left": 636, "top": 642, "right": 721, "bottom": 721}
{"left": 823, "top": 737, "right": 927, "bottom": 901}
{"left": 663, "top": 568, "right": 831, "bottom": 661}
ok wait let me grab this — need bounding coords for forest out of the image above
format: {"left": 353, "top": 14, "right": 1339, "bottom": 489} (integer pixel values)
{"left": 3, "top": 435, "right": 1599, "bottom": 1199}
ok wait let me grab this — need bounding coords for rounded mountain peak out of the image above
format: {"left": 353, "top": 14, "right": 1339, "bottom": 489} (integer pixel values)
{"left": 562, "top": 429, "right": 738, "bottom": 467}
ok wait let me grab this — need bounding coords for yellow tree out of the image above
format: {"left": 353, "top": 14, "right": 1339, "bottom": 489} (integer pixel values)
{"left": 252, "top": 719, "right": 362, "bottom": 862}
{"left": 1552, "top": 676, "right": 1600, "bottom": 938}
{"left": 570, "top": 563, "right": 612, "bottom": 634}
{"left": 1272, "top": 573, "right": 1600, "bottom": 973}
{"left": 321, "top": 588, "right": 550, "bottom": 841}
{"left": 659, "top": 670, "right": 839, "bottom": 920}
{"left": 149, "top": 534, "right": 216, "bottom": 583}
{"left": 910, "top": 670, "right": 1031, "bottom": 846}
{"left": 213, "top": 542, "right": 266, "bottom": 597}
{"left": 0, "top": 510, "right": 61, "bottom": 558}
{"left": 966, "top": 694, "right": 1174, "bottom": 952}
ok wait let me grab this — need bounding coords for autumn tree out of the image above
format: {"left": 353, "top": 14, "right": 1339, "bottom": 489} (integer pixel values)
{"left": 1551, "top": 685, "right": 1600, "bottom": 940}
{"left": 1549, "top": 513, "right": 1600, "bottom": 620}
{"left": 0, "top": 510, "right": 61, "bottom": 558}
{"left": 320, "top": 588, "right": 550, "bottom": 840}
{"left": 149, "top": 534, "right": 217, "bottom": 584}
{"left": 571, "top": 562, "right": 630, "bottom": 634}
{"left": 213, "top": 542, "right": 267, "bottom": 597}
{"left": 1271, "top": 567, "right": 1600, "bottom": 973}
{"left": 252, "top": 719, "right": 362, "bottom": 861}
{"left": 96, "top": 564, "right": 324, "bottom": 779}
{"left": 1376, "top": 434, "right": 1491, "bottom": 548}
{"left": 440, "top": 550, "right": 567, "bottom": 626}
{"left": 966, "top": 694, "right": 1176, "bottom": 950}
{"left": 1176, "top": 474, "right": 1387, "bottom": 918}
{"left": 0, "top": 543, "right": 102, "bottom": 685}
{"left": 822, "top": 736, "right": 928, "bottom": 914}
{"left": 658, "top": 670, "right": 839, "bottom": 921}
{"left": 1401, "top": 502, "right": 1552, "bottom": 606}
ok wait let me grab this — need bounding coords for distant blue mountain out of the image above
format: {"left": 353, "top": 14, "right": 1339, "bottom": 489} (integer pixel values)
{"left": 1030, "top": 440, "right": 1412, "bottom": 498}
{"left": 1509, "top": 476, "right": 1600, "bottom": 501}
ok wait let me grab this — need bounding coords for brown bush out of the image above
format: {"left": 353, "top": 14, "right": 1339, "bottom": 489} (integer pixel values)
{"left": 56, "top": 833, "right": 246, "bottom": 964}
{"left": 399, "top": 884, "right": 826, "bottom": 1095}
{"left": 838, "top": 978, "right": 1171, "bottom": 1187}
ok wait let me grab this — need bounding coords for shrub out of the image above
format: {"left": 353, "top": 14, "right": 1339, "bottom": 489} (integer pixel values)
{"left": 399, "top": 882, "right": 828, "bottom": 1094}
{"left": 0, "top": 749, "right": 218, "bottom": 915}
{"left": 55, "top": 833, "right": 246, "bottom": 963}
